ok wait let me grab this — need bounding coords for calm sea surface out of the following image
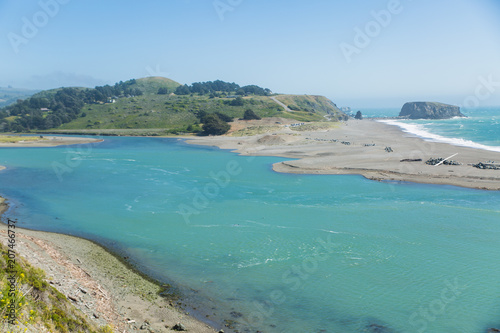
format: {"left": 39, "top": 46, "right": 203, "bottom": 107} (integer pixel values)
{"left": 1, "top": 109, "right": 500, "bottom": 332}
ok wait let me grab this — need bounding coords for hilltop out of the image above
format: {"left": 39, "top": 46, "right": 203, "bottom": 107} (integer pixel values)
{"left": 0, "top": 77, "right": 347, "bottom": 136}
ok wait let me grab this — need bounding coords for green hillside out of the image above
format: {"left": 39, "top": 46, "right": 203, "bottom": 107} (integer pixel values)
{"left": 0, "top": 77, "right": 347, "bottom": 136}
{"left": 274, "top": 94, "right": 345, "bottom": 122}
{"left": 131, "top": 77, "right": 181, "bottom": 95}
{"left": 58, "top": 95, "right": 285, "bottom": 135}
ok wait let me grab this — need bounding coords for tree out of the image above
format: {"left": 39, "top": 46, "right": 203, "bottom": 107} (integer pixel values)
{"left": 230, "top": 97, "right": 244, "bottom": 106}
{"left": 202, "top": 114, "right": 230, "bottom": 136}
{"left": 157, "top": 87, "right": 168, "bottom": 95}
{"left": 243, "top": 109, "right": 261, "bottom": 120}
{"left": 196, "top": 110, "right": 208, "bottom": 122}
{"left": 175, "top": 85, "right": 191, "bottom": 95}
{"left": 355, "top": 111, "right": 363, "bottom": 120}
{"left": 215, "top": 112, "right": 233, "bottom": 122}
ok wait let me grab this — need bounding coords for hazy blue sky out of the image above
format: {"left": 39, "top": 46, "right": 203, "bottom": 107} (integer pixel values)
{"left": 1, "top": 0, "right": 500, "bottom": 108}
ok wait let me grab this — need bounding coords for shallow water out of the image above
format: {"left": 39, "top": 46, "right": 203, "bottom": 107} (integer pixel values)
{"left": 1, "top": 136, "right": 500, "bottom": 332}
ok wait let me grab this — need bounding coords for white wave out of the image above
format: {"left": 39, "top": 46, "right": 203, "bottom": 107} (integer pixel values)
{"left": 150, "top": 168, "right": 180, "bottom": 175}
{"left": 378, "top": 119, "right": 500, "bottom": 153}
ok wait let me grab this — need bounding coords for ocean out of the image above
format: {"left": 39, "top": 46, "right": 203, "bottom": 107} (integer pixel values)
{"left": 1, "top": 107, "right": 500, "bottom": 332}
{"left": 363, "top": 106, "right": 500, "bottom": 151}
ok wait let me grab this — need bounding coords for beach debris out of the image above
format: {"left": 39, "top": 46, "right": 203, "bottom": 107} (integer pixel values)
{"left": 93, "top": 313, "right": 99, "bottom": 319}
{"left": 364, "top": 143, "right": 376, "bottom": 147}
{"left": 473, "top": 162, "right": 500, "bottom": 170}
{"left": 385, "top": 147, "right": 393, "bottom": 153}
{"left": 426, "top": 157, "right": 460, "bottom": 166}
{"left": 341, "top": 141, "right": 351, "bottom": 145}
{"left": 400, "top": 158, "right": 422, "bottom": 162}
{"left": 218, "top": 330, "right": 224, "bottom": 333}
{"left": 365, "top": 323, "right": 394, "bottom": 332}
{"left": 127, "top": 319, "right": 136, "bottom": 324}
{"left": 68, "top": 295, "right": 78, "bottom": 302}
{"left": 79, "top": 287, "right": 88, "bottom": 294}
{"left": 229, "top": 311, "right": 243, "bottom": 318}
{"left": 172, "top": 322, "right": 187, "bottom": 331}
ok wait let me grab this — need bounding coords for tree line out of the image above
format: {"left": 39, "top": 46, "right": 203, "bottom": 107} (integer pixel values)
{"left": 0, "top": 78, "right": 270, "bottom": 133}
{"left": 174, "top": 80, "right": 272, "bottom": 97}
{"left": 0, "top": 80, "right": 143, "bottom": 132}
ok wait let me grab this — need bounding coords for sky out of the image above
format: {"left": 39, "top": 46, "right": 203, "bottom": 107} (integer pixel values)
{"left": 1, "top": 0, "right": 500, "bottom": 108}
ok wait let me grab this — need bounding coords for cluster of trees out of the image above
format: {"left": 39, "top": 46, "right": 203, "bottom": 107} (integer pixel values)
{"left": 195, "top": 108, "right": 261, "bottom": 136}
{"left": 0, "top": 80, "right": 145, "bottom": 132}
{"left": 174, "top": 80, "right": 271, "bottom": 97}
{"left": 0, "top": 78, "right": 269, "bottom": 133}
{"left": 90, "top": 79, "right": 143, "bottom": 103}
{"left": 0, "top": 88, "right": 86, "bottom": 132}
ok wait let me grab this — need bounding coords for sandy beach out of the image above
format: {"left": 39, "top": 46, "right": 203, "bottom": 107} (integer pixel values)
{"left": 186, "top": 118, "right": 500, "bottom": 191}
{"left": 0, "top": 135, "right": 102, "bottom": 147}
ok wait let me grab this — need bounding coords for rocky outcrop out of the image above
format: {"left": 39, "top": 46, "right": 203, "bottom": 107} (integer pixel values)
{"left": 399, "top": 102, "right": 464, "bottom": 119}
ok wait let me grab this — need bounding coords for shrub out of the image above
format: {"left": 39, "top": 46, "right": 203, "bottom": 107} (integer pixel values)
{"left": 202, "top": 114, "right": 230, "bottom": 136}
{"left": 243, "top": 109, "right": 261, "bottom": 120}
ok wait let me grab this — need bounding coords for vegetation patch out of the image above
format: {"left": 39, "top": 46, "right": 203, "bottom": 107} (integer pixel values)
{"left": 0, "top": 242, "right": 112, "bottom": 333}
{"left": 289, "top": 122, "right": 341, "bottom": 131}
{"left": 0, "top": 136, "right": 45, "bottom": 144}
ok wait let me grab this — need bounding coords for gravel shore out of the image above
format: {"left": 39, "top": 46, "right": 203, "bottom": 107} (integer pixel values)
{"left": 0, "top": 201, "right": 220, "bottom": 333}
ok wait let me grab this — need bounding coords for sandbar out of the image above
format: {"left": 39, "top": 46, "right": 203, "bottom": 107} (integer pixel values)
{"left": 0, "top": 135, "right": 102, "bottom": 147}
{"left": 186, "top": 118, "right": 500, "bottom": 191}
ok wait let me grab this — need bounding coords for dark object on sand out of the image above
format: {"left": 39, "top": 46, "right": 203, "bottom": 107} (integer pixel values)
{"left": 426, "top": 157, "right": 461, "bottom": 166}
{"left": 400, "top": 158, "right": 422, "bottom": 162}
{"left": 473, "top": 162, "right": 500, "bottom": 170}
{"left": 172, "top": 323, "right": 187, "bottom": 331}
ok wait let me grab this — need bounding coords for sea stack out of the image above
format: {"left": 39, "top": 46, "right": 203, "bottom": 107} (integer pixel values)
{"left": 399, "top": 102, "right": 465, "bottom": 119}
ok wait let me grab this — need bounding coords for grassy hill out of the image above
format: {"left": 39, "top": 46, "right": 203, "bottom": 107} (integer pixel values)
{"left": 132, "top": 77, "right": 181, "bottom": 94}
{"left": 274, "top": 94, "right": 345, "bottom": 122}
{"left": 1, "top": 77, "right": 347, "bottom": 136}
{"left": 56, "top": 94, "right": 285, "bottom": 135}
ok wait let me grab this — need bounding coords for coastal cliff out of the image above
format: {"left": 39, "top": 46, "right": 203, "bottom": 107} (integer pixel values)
{"left": 399, "top": 102, "right": 464, "bottom": 119}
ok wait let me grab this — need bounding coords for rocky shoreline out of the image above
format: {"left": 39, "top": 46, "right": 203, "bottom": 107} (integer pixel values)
{"left": 0, "top": 197, "right": 222, "bottom": 333}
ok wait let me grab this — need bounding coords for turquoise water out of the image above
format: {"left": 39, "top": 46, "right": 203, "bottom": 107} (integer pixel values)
{"left": 1, "top": 132, "right": 500, "bottom": 332}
